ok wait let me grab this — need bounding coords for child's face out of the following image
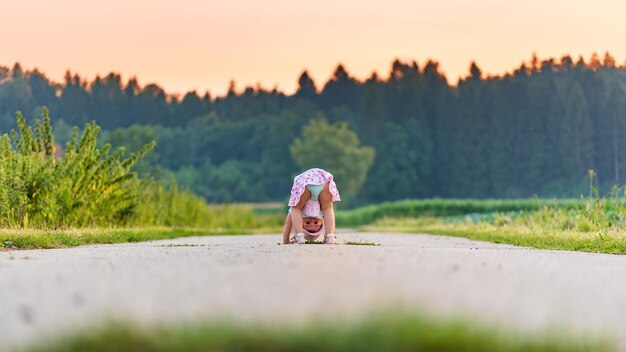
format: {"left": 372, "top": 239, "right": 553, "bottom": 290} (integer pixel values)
{"left": 303, "top": 217, "right": 323, "bottom": 233}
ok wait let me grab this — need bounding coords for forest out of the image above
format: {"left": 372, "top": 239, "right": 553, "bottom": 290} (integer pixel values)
{"left": 1, "top": 52, "right": 626, "bottom": 204}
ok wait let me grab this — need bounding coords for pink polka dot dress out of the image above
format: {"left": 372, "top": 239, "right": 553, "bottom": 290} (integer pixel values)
{"left": 288, "top": 168, "right": 341, "bottom": 207}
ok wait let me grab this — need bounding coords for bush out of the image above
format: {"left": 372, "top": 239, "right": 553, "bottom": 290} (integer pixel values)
{"left": 130, "top": 179, "right": 258, "bottom": 229}
{"left": 0, "top": 108, "right": 154, "bottom": 228}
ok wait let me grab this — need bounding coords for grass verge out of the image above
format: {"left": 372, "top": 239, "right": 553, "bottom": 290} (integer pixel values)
{"left": 361, "top": 217, "right": 626, "bottom": 254}
{"left": 26, "top": 311, "right": 612, "bottom": 352}
{"left": 0, "top": 226, "right": 281, "bottom": 250}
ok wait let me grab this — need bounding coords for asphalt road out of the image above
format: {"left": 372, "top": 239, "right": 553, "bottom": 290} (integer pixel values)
{"left": 1, "top": 232, "right": 625, "bottom": 350}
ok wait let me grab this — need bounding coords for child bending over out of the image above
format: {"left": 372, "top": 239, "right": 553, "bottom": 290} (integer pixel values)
{"left": 282, "top": 168, "right": 341, "bottom": 244}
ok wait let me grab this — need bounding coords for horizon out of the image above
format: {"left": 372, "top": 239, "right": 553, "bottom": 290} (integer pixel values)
{"left": 2, "top": 51, "right": 620, "bottom": 99}
{"left": 3, "top": 0, "right": 626, "bottom": 96}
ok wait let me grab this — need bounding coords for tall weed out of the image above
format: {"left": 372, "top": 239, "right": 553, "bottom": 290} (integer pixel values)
{"left": 130, "top": 179, "right": 258, "bottom": 229}
{"left": 0, "top": 108, "right": 153, "bottom": 228}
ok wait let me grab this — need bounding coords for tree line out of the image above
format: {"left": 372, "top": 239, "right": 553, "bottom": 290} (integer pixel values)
{"left": 1, "top": 52, "right": 626, "bottom": 204}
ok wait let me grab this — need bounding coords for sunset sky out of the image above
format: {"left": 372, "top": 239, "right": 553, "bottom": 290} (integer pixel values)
{"left": 3, "top": 0, "right": 626, "bottom": 97}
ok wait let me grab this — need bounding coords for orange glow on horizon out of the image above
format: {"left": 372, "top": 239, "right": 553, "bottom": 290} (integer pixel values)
{"left": 2, "top": 0, "right": 626, "bottom": 97}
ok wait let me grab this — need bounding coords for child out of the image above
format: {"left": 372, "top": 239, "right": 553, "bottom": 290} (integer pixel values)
{"left": 282, "top": 168, "right": 341, "bottom": 244}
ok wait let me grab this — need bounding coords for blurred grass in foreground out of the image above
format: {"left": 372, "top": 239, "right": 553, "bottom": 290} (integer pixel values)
{"left": 27, "top": 311, "right": 612, "bottom": 352}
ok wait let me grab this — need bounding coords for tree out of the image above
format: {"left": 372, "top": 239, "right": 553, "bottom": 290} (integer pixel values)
{"left": 58, "top": 71, "right": 90, "bottom": 126}
{"left": 0, "top": 65, "right": 9, "bottom": 83}
{"left": 295, "top": 70, "right": 317, "bottom": 99}
{"left": 468, "top": 61, "right": 482, "bottom": 81}
{"left": 289, "top": 119, "right": 374, "bottom": 198}
{"left": 560, "top": 82, "right": 594, "bottom": 180}
{"left": 320, "top": 64, "right": 360, "bottom": 110}
{"left": 178, "top": 91, "right": 207, "bottom": 123}
{"left": 100, "top": 124, "right": 160, "bottom": 176}
{"left": 360, "top": 119, "right": 433, "bottom": 202}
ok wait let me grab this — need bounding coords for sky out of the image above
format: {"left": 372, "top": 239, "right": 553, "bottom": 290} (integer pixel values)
{"left": 3, "top": 0, "right": 626, "bottom": 97}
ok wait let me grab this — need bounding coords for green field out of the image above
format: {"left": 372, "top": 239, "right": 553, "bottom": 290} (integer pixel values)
{"left": 335, "top": 198, "right": 580, "bottom": 227}
{"left": 344, "top": 194, "right": 626, "bottom": 254}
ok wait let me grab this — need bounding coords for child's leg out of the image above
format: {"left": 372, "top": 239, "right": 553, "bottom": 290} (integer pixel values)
{"left": 282, "top": 214, "right": 292, "bottom": 244}
{"left": 319, "top": 183, "right": 335, "bottom": 235}
{"left": 291, "top": 187, "right": 312, "bottom": 234}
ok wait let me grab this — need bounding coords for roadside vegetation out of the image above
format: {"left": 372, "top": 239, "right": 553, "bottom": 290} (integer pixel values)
{"left": 353, "top": 173, "right": 626, "bottom": 254}
{"left": 1, "top": 227, "right": 230, "bottom": 250}
{"left": 27, "top": 311, "right": 611, "bottom": 352}
{"left": 335, "top": 198, "right": 579, "bottom": 227}
{"left": 3, "top": 109, "right": 625, "bottom": 255}
{"left": 0, "top": 110, "right": 282, "bottom": 249}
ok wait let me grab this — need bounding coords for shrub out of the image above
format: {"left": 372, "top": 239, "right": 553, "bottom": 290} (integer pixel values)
{"left": 0, "top": 108, "right": 154, "bottom": 228}
{"left": 130, "top": 179, "right": 257, "bottom": 229}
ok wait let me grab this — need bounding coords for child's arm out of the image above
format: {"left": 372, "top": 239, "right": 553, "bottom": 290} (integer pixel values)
{"left": 282, "top": 213, "right": 292, "bottom": 244}
{"left": 290, "top": 206, "right": 304, "bottom": 234}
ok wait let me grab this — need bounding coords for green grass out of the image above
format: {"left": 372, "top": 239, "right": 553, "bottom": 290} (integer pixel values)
{"left": 0, "top": 196, "right": 284, "bottom": 250}
{"left": 336, "top": 198, "right": 579, "bottom": 227}
{"left": 340, "top": 191, "right": 626, "bottom": 254}
{"left": 302, "top": 240, "right": 381, "bottom": 246}
{"left": 0, "top": 227, "right": 282, "bottom": 250}
{"left": 344, "top": 240, "right": 381, "bottom": 246}
{"left": 361, "top": 216, "right": 626, "bottom": 254}
{"left": 26, "top": 311, "right": 611, "bottom": 352}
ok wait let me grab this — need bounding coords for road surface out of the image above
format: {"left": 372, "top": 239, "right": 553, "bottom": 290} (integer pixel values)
{"left": 1, "top": 232, "right": 625, "bottom": 350}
